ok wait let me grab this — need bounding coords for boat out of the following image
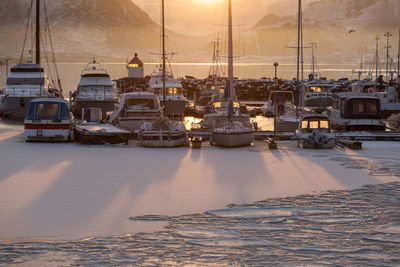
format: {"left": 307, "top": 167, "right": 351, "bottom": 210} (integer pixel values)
{"left": 351, "top": 77, "right": 400, "bottom": 117}
{"left": 294, "top": 114, "right": 335, "bottom": 149}
{"left": 0, "top": 0, "right": 62, "bottom": 120}
{"left": 24, "top": 97, "right": 73, "bottom": 142}
{"left": 203, "top": 100, "right": 250, "bottom": 129}
{"left": 138, "top": 116, "right": 188, "bottom": 147}
{"left": 261, "top": 91, "right": 295, "bottom": 117}
{"left": 273, "top": 91, "right": 303, "bottom": 132}
{"left": 327, "top": 92, "right": 385, "bottom": 131}
{"left": 209, "top": 0, "right": 254, "bottom": 147}
{"left": 137, "top": 0, "right": 187, "bottom": 147}
{"left": 107, "top": 92, "right": 162, "bottom": 134}
{"left": 303, "top": 79, "right": 334, "bottom": 113}
{"left": 69, "top": 59, "right": 117, "bottom": 119}
{"left": 210, "top": 119, "right": 254, "bottom": 147}
{"left": 148, "top": 66, "right": 188, "bottom": 119}
{"left": 385, "top": 113, "right": 400, "bottom": 131}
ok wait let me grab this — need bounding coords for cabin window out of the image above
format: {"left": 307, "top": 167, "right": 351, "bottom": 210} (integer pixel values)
{"left": 128, "top": 64, "right": 139, "bottom": 68}
{"left": 36, "top": 103, "right": 59, "bottom": 119}
{"left": 7, "top": 77, "right": 44, "bottom": 86}
{"left": 126, "top": 99, "right": 155, "bottom": 109}
{"left": 153, "top": 88, "right": 162, "bottom": 95}
{"left": 310, "top": 86, "right": 323, "bottom": 93}
{"left": 320, "top": 120, "right": 329, "bottom": 129}
{"left": 352, "top": 99, "right": 364, "bottom": 115}
{"left": 366, "top": 100, "right": 378, "bottom": 115}
{"left": 309, "top": 121, "right": 319, "bottom": 129}
{"left": 301, "top": 120, "right": 308, "bottom": 129}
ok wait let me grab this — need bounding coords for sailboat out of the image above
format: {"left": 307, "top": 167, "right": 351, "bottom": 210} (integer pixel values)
{"left": 138, "top": 0, "right": 187, "bottom": 147}
{"left": 0, "top": 0, "right": 62, "bottom": 120}
{"left": 209, "top": 0, "right": 254, "bottom": 147}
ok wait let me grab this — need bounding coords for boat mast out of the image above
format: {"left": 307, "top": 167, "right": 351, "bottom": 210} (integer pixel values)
{"left": 375, "top": 35, "right": 380, "bottom": 80}
{"left": 35, "top": 0, "right": 40, "bottom": 65}
{"left": 228, "top": 0, "right": 234, "bottom": 103}
{"left": 311, "top": 42, "right": 316, "bottom": 78}
{"left": 398, "top": 28, "right": 400, "bottom": 79}
{"left": 296, "top": 0, "right": 302, "bottom": 113}
{"left": 384, "top": 32, "right": 392, "bottom": 81}
{"left": 162, "top": 0, "right": 166, "bottom": 109}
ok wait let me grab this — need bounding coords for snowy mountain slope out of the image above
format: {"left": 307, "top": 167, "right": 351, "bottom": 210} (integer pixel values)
{"left": 0, "top": 0, "right": 200, "bottom": 62}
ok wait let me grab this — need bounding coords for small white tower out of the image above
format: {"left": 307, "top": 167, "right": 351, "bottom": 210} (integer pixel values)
{"left": 127, "top": 53, "right": 144, "bottom": 78}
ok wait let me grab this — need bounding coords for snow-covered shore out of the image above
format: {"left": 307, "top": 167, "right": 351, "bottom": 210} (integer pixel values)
{"left": 0, "top": 122, "right": 399, "bottom": 241}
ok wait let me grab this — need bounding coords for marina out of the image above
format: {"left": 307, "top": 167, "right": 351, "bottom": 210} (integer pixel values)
{"left": 1, "top": 0, "right": 400, "bottom": 265}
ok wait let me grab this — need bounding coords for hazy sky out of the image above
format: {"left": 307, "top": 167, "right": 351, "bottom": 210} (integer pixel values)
{"left": 132, "top": 0, "right": 318, "bottom": 36}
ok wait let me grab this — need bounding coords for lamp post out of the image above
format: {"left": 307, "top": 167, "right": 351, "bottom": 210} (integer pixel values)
{"left": 273, "top": 62, "right": 279, "bottom": 136}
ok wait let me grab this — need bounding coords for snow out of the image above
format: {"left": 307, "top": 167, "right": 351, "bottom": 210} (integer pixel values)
{"left": 0, "top": 121, "right": 399, "bottom": 241}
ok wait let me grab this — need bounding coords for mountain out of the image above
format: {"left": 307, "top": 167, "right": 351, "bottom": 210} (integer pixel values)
{"left": 0, "top": 0, "right": 201, "bottom": 62}
{"left": 249, "top": 0, "right": 400, "bottom": 63}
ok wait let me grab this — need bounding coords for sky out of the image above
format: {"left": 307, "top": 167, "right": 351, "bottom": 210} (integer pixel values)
{"left": 132, "top": 0, "right": 319, "bottom": 36}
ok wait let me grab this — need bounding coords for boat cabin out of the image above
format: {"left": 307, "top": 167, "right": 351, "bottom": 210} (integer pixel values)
{"left": 300, "top": 115, "right": 331, "bottom": 133}
{"left": 24, "top": 98, "right": 73, "bottom": 141}
{"left": 332, "top": 92, "right": 381, "bottom": 120}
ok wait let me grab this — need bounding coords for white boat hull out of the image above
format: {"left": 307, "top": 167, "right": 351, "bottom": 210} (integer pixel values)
{"left": 210, "top": 131, "right": 254, "bottom": 147}
{"left": 0, "top": 96, "right": 37, "bottom": 120}
{"left": 138, "top": 130, "right": 187, "bottom": 147}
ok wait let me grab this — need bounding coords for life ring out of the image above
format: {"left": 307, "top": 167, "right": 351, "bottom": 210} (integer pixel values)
{"left": 368, "top": 87, "right": 375, "bottom": 94}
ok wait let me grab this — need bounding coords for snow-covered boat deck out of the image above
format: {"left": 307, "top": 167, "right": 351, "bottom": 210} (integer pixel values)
{"left": 0, "top": 121, "right": 399, "bottom": 242}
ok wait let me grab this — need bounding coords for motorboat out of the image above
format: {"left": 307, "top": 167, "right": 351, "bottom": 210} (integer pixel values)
{"left": 273, "top": 91, "right": 303, "bottom": 132}
{"left": 351, "top": 77, "right": 400, "bottom": 117}
{"left": 0, "top": 0, "right": 62, "bottom": 120}
{"left": 1, "top": 63, "right": 52, "bottom": 120}
{"left": 138, "top": 116, "right": 188, "bottom": 147}
{"left": 24, "top": 97, "right": 73, "bottom": 142}
{"left": 149, "top": 67, "right": 188, "bottom": 119}
{"left": 209, "top": 0, "right": 254, "bottom": 147}
{"left": 261, "top": 91, "right": 295, "bottom": 117}
{"left": 70, "top": 59, "right": 117, "bottom": 119}
{"left": 327, "top": 92, "right": 385, "bottom": 131}
{"left": 108, "top": 92, "right": 161, "bottom": 134}
{"left": 303, "top": 79, "right": 334, "bottom": 113}
{"left": 294, "top": 114, "right": 335, "bottom": 149}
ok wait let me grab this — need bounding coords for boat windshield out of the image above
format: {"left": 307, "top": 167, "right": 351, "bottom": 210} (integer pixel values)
{"left": 26, "top": 102, "right": 70, "bottom": 120}
{"left": 212, "top": 101, "right": 240, "bottom": 109}
{"left": 167, "top": 87, "right": 182, "bottom": 95}
{"left": 7, "top": 77, "right": 45, "bottom": 86}
{"left": 301, "top": 119, "right": 329, "bottom": 130}
{"left": 308, "top": 86, "right": 330, "bottom": 93}
{"left": 126, "top": 98, "right": 155, "bottom": 109}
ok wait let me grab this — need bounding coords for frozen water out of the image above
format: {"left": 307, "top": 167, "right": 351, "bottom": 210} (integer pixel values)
{"left": 1, "top": 182, "right": 400, "bottom": 265}
{"left": 205, "top": 207, "right": 332, "bottom": 218}
{"left": 374, "top": 222, "right": 400, "bottom": 234}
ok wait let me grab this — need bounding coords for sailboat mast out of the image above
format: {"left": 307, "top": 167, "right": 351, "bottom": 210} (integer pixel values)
{"left": 398, "top": 28, "right": 400, "bottom": 79}
{"left": 228, "top": 0, "right": 234, "bottom": 101}
{"left": 375, "top": 35, "right": 379, "bottom": 80}
{"left": 384, "top": 32, "right": 392, "bottom": 81}
{"left": 311, "top": 42, "right": 316, "bottom": 78}
{"left": 162, "top": 0, "right": 166, "bottom": 108}
{"left": 35, "top": 0, "right": 40, "bottom": 65}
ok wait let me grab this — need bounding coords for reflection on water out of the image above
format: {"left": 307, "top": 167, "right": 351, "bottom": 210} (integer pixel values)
{"left": 0, "top": 182, "right": 399, "bottom": 265}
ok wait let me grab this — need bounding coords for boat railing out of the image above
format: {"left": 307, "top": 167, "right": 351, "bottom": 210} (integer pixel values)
{"left": 4, "top": 87, "right": 47, "bottom": 97}
{"left": 77, "top": 91, "right": 116, "bottom": 101}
